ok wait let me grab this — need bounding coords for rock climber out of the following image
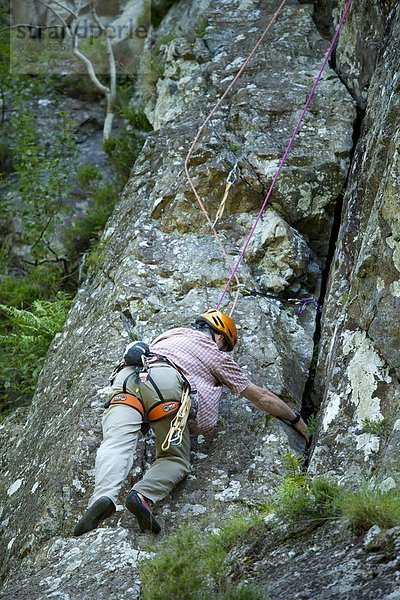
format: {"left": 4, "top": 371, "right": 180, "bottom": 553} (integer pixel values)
{"left": 74, "top": 308, "right": 310, "bottom": 536}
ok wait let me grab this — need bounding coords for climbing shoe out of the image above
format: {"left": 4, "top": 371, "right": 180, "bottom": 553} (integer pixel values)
{"left": 73, "top": 496, "right": 115, "bottom": 536}
{"left": 125, "top": 490, "right": 161, "bottom": 534}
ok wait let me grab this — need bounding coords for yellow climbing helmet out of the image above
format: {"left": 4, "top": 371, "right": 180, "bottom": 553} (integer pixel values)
{"left": 195, "top": 308, "right": 237, "bottom": 351}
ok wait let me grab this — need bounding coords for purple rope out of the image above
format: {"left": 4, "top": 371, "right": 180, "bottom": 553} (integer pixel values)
{"left": 216, "top": 0, "right": 353, "bottom": 310}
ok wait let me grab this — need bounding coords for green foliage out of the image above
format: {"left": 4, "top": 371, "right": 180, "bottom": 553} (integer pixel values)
{"left": 0, "top": 294, "right": 71, "bottom": 414}
{"left": 306, "top": 412, "right": 320, "bottom": 436}
{"left": 138, "top": 48, "right": 165, "bottom": 102}
{"left": 341, "top": 293, "right": 349, "bottom": 304}
{"left": 270, "top": 453, "right": 400, "bottom": 536}
{"left": 338, "top": 484, "right": 400, "bottom": 535}
{"left": 57, "top": 75, "right": 104, "bottom": 102}
{"left": 119, "top": 104, "right": 153, "bottom": 132}
{"left": 137, "top": 33, "right": 180, "bottom": 103}
{"left": 198, "top": 584, "right": 268, "bottom": 600}
{"left": 141, "top": 472, "right": 400, "bottom": 598}
{"left": 194, "top": 16, "right": 209, "bottom": 38}
{"left": 136, "top": 0, "right": 180, "bottom": 30}
{"left": 140, "top": 513, "right": 259, "bottom": 600}
{"left": 0, "top": 265, "right": 63, "bottom": 308}
{"left": 186, "top": 16, "right": 209, "bottom": 42}
{"left": 271, "top": 452, "right": 341, "bottom": 524}
{"left": 76, "top": 164, "right": 104, "bottom": 188}
{"left": 0, "top": 24, "right": 153, "bottom": 423}
{"left": 272, "top": 453, "right": 316, "bottom": 522}
{"left": 229, "top": 142, "right": 242, "bottom": 153}
{"left": 6, "top": 102, "right": 77, "bottom": 263}
{"left": 61, "top": 183, "right": 116, "bottom": 263}
{"left": 64, "top": 106, "right": 150, "bottom": 268}
{"left": 0, "top": 48, "right": 151, "bottom": 419}
{"left": 104, "top": 108, "right": 151, "bottom": 179}
{"left": 361, "top": 416, "right": 390, "bottom": 437}
{"left": 141, "top": 527, "right": 211, "bottom": 599}
{"left": 136, "top": 0, "right": 152, "bottom": 29}
{"left": 85, "top": 238, "right": 110, "bottom": 272}
{"left": 104, "top": 133, "right": 142, "bottom": 179}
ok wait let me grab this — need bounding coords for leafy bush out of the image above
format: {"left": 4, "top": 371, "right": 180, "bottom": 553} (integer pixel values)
{"left": 103, "top": 132, "right": 144, "bottom": 180}
{"left": 76, "top": 164, "right": 104, "bottom": 188}
{"left": 8, "top": 108, "right": 76, "bottom": 262}
{"left": 271, "top": 452, "right": 321, "bottom": 523}
{"left": 0, "top": 294, "right": 71, "bottom": 414}
{"left": 140, "top": 513, "right": 260, "bottom": 600}
{"left": 103, "top": 107, "right": 151, "bottom": 179}
{"left": 137, "top": 48, "right": 166, "bottom": 103}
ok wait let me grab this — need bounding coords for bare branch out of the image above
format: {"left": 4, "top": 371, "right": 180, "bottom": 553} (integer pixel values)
{"left": 91, "top": 3, "right": 116, "bottom": 97}
{"left": 90, "top": 2, "right": 117, "bottom": 139}
{"left": 22, "top": 256, "right": 66, "bottom": 266}
{"left": 90, "top": 3, "right": 105, "bottom": 33}
{"left": 72, "top": 40, "right": 110, "bottom": 95}
{"left": 7, "top": 0, "right": 117, "bottom": 140}
{"left": 30, "top": 215, "right": 56, "bottom": 252}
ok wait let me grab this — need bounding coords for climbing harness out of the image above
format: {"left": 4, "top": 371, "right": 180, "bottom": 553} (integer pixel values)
{"left": 107, "top": 370, "right": 145, "bottom": 417}
{"left": 107, "top": 345, "right": 192, "bottom": 449}
{"left": 213, "top": 160, "right": 239, "bottom": 226}
{"left": 215, "top": 0, "right": 353, "bottom": 311}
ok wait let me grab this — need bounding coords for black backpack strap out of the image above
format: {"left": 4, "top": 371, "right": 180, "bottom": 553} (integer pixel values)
{"left": 147, "top": 353, "right": 191, "bottom": 391}
{"left": 146, "top": 373, "right": 165, "bottom": 403}
{"left": 122, "top": 371, "right": 140, "bottom": 393}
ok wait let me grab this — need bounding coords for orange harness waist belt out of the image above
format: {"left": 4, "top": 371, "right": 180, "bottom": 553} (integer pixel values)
{"left": 108, "top": 391, "right": 180, "bottom": 423}
{"left": 108, "top": 392, "right": 145, "bottom": 418}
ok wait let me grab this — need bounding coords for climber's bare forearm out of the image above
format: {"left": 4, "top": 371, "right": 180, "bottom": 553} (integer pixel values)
{"left": 241, "top": 383, "right": 310, "bottom": 441}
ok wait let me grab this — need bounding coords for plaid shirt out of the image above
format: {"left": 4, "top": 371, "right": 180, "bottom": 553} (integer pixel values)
{"left": 150, "top": 328, "right": 251, "bottom": 434}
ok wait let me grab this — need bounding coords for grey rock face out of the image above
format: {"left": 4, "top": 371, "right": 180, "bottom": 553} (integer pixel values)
{"left": 144, "top": 0, "right": 355, "bottom": 259}
{"left": 310, "top": 3, "right": 400, "bottom": 480}
{"left": 315, "top": 0, "right": 398, "bottom": 107}
{"left": 3, "top": 0, "right": 389, "bottom": 597}
{"left": 228, "top": 522, "right": 400, "bottom": 599}
{"left": 0, "top": 528, "right": 150, "bottom": 600}
{"left": 246, "top": 208, "right": 321, "bottom": 294}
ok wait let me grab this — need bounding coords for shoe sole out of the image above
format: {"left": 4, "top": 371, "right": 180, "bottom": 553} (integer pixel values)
{"left": 126, "top": 493, "right": 161, "bottom": 534}
{"left": 74, "top": 497, "right": 115, "bottom": 536}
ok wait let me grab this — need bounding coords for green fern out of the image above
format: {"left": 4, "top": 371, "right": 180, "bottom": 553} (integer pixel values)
{"left": 0, "top": 295, "right": 71, "bottom": 413}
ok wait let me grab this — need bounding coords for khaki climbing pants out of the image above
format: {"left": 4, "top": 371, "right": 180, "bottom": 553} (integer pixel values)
{"left": 89, "top": 364, "right": 191, "bottom": 507}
